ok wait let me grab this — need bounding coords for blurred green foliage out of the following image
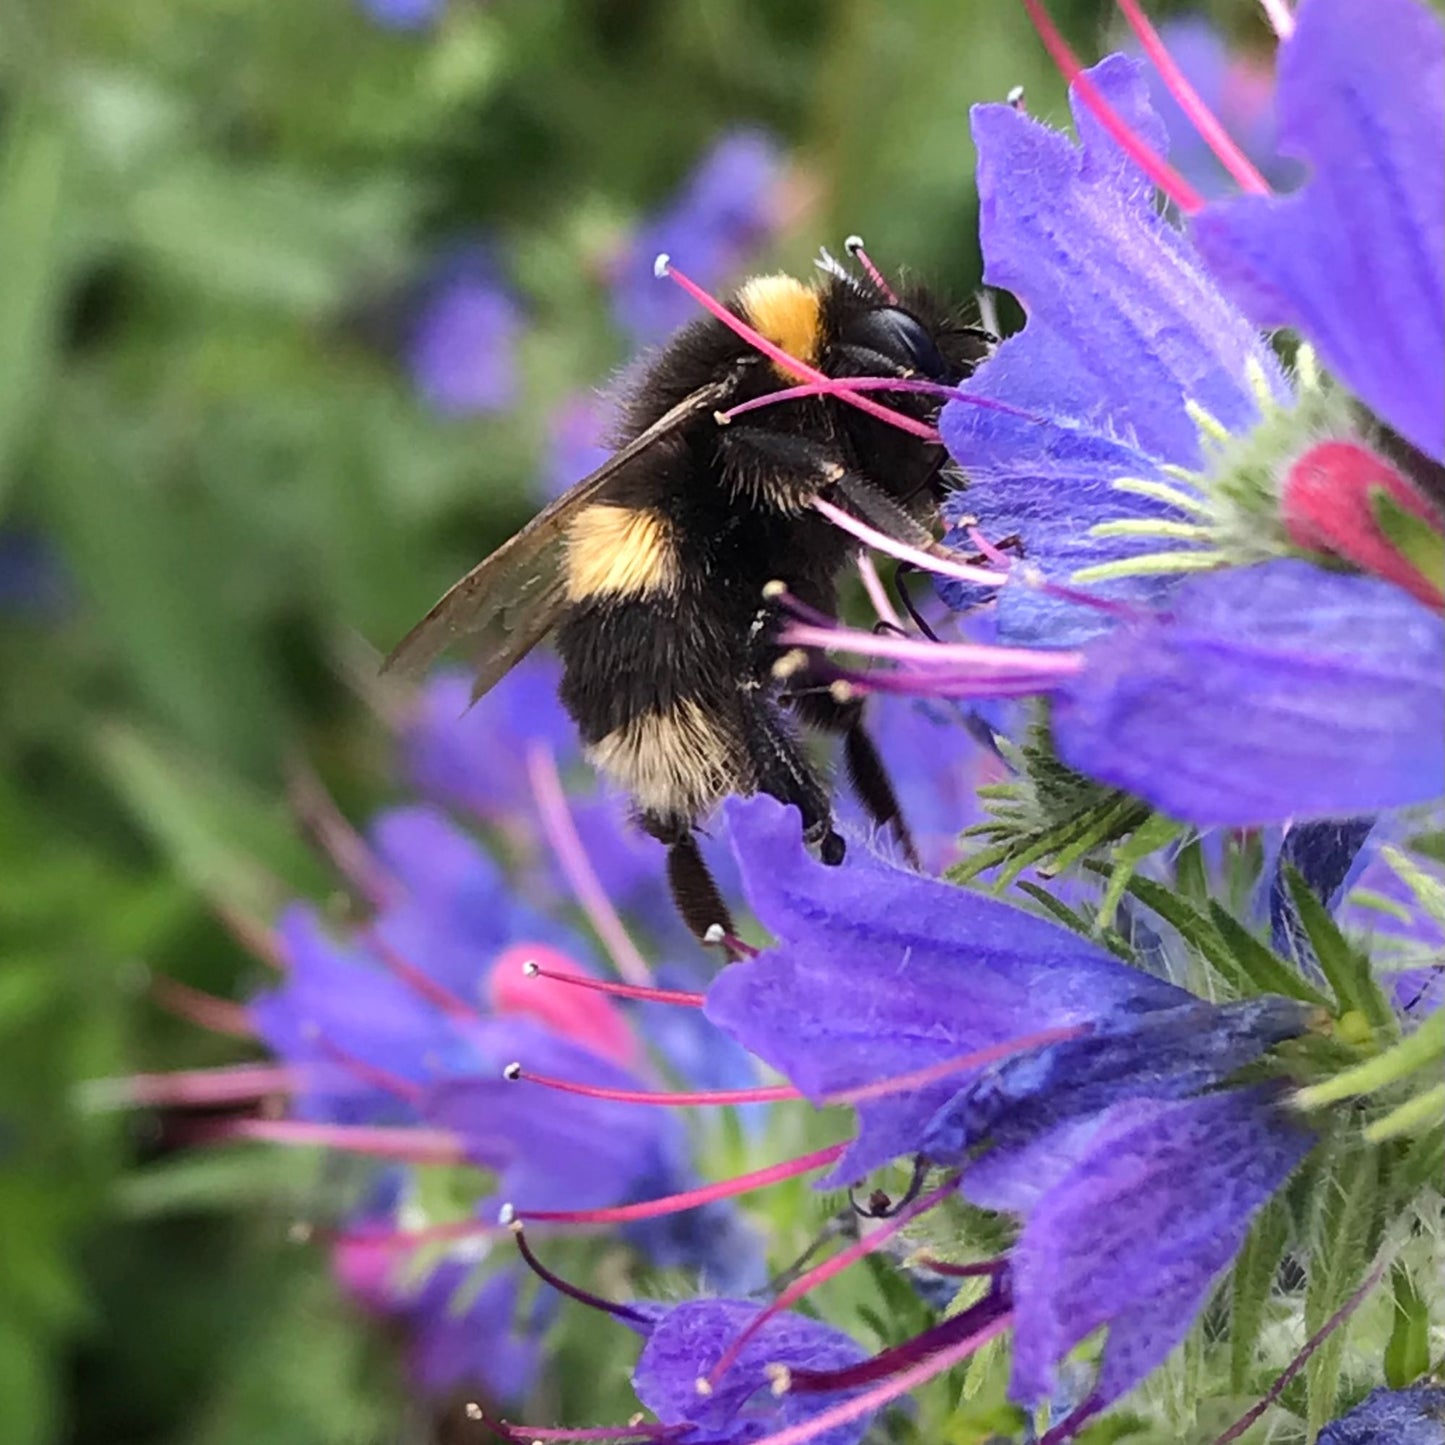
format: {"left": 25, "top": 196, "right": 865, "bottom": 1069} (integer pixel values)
{"left": 0, "top": 2, "right": 1275, "bottom": 1441}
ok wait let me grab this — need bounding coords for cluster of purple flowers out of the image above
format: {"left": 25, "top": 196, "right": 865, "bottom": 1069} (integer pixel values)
{"left": 118, "top": 1, "right": 1444, "bottom": 1442}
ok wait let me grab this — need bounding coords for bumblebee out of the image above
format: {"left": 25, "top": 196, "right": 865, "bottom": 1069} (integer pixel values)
{"left": 386, "top": 246, "right": 989, "bottom": 941}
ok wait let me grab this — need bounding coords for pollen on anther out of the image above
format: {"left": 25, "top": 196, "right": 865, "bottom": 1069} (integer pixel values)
{"left": 830, "top": 679, "right": 857, "bottom": 703}
{"left": 773, "top": 648, "right": 810, "bottom": 681}
{"left": 502, "top": 1062, "right": 523, "bottom": 1082}
{"left": 464, "top": 1403, "right": 483, "bottom": 1421}
{"left": 761, "top": 578, "right": 788, "bottom": 599}
{"left": 653, "top": 252, "right": 671, "bottom": 279}
{"left": 694, "top": 1377, "right": 714, "bottom": 1397}
{"left": 765, "top": 1363, "right": 793, "bottom": 1396}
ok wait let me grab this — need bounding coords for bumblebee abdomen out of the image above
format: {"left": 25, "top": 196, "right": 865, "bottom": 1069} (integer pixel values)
{"left": 563, "top": 503, "right": 680, "bottom": 603}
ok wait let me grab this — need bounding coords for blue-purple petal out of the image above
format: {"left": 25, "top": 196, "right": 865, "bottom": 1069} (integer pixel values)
{"left": 1192, "top": 0, "right": 1445, "bottom": 462}
{"left": 632, "top": 1298, "right": 871, "bottom": 1445}
{"left": 1054, "top": 561, "right": 1445, "bottom": 825}
{"left": 1005, "top": 1087, "right": 1314, "bottom": 1408}
{"left": 704, "top": 796, "right": 1187, "bottom": 1184}
{"left": 941, "top": 56, "right": 1286, "bottom": 644}
{"left": 1318, "top": 1384, "right": 1445, "bottom": 1445}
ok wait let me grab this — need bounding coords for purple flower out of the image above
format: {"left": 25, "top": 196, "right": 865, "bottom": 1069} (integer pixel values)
{"left": 1318, "top": 1385, "right": 1445, "bottom": 1445}
{"left": 407, "top": 246, "right": 523, "bottom": 416}
{"left": 1125, "top": 16, "right": 1298, "bottom": 200}
{"left": 609, "top": 129, "right": 785, "bottom": 346}
{"left": 358, "top": 0, "right": 444, "bottom": 29}
{"left": 631, "top": 1298, "right": 873, "bottom": 1445}
{"left": 966, "top": 1087, "right": 1314, "bottom": 1417}
{"left": 1192, "top": 0, "right": 1445, "bottom": 463}
{"left": 938, "top": 54, "right": 1288, "bottom": 647}
{"left": 707, "top": 796, "right": 1240, "bottom": 1185}
{"left": 1051, "top": 560, "right": 1445, "bottom": 826}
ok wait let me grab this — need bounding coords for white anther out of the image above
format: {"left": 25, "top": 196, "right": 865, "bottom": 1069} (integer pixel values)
{"left": 497, "top": 1201, "right": 517, "bottom": 1227}
{"left": 464, "top": 1403, "right": 483, "bottom": 1421}
{"left": 502, "top": 1062, "right": 522, "bottom": 1081}
{"left": 653, "top": 252, "right": 671, "bottom": 278}
{"left": 694, "top": 1377, "right": 714, "bottom": 1397}
{"left": 772, "top": 648, "right": 810, "bottom": 681}
{"left": 521, "top": 958, "right": 540, "bottom": 977}
{"left": 843, "top": 234, "right": 866, "bottom": 255}
{"left": 765, "top": 1363, "right": 793, "bottom": 1396}
{"left": 702, "top": 924, "right": 727, "bottom": 946}
{"left": 761, "top": 578, "right": 788, "bottom": 599}
{"left": 1006, "top": 84, "right": 1026, "bottom": 108}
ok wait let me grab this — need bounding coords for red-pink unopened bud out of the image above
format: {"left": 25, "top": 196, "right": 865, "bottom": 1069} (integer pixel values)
{"left": 487, "top": 943, "right": 639, "bottom": 1069}
{"left": 1282, "top": 440, "right": 1444, "bottom": 610}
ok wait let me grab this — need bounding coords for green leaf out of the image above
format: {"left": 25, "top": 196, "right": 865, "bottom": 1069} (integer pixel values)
{"left": 0, "top": 103, "right": 69, "bottom": 512}
{"left": 1284, "top": 865, "right": 1393, "bottom": 1028}
{"left": 1097, "top": 813, "right": 1184, "bottom": 929}
{"left": 1365, "top": 1083, "right": 1445, "bottom": 1144}
{"left": 1206, "top": 901, "right": 1333, "bottom": 1007}
{"left": 1384, "top": 1261, "right": 1431, "bottom": 1388}
{"left": 1229, "top": 1195, "right": 1291, "bottom": 1392}
{"left": 1305, "top": 1140, "right": 1381, "bottom": 1434}
{"left": 1296, "top": 1010, "right": 1445, "bottom": 1110}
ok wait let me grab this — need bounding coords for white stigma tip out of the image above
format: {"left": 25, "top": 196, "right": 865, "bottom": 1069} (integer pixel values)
{"left": 694, "top": 1377, "right": 714, "bottom": 1397}
{"left": 502, "top": 1062, "right": 522, "bottom": 1081}
{"left": 653, "top": 252, "right": 671, "bottom": 278}
{"left": 497, "top": 1202, "right": 516, "bottom": 1227}
{"left": 843, "top": 234, "right": 865, "bottom": 255}
{"left": 702, "top": 923, "right": 727, "bottom": 945}
{"left": 761, "top": 578, "right": 787, "bottom": 599}
{"left": 521, "top": 958, "right": 540, "bottom": 977}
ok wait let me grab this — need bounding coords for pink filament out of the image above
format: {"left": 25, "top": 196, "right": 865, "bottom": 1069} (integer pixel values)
{"left": 151, "top": 978, "right": 255, "bottom": 1038}
{"left": 365, "top": 930, "right": 478, "bottom": 1020}
{"left": 1210, "top": 1257, "right": 1389, "bottom": 1445}
{"left": 1019, "top": 0, "right": 1204, "bottom": 215}
{"left": 657, "top": 260, "right": 939, "bottom": 440}
{"left": 780, "top": 620, "right": 1078, "bottom": 674}
{"left": 119, "top": 1064, "right": 301, "bottom": 1108}
{"left": 522, "top": 963, "right": 705, "bottom": 1009}
{"left": 511, "top": 1067, "right": 800, "bottom": 1108}
{"left": 526, "top": 742, "right": 654, "bottom": 987}
{"left": 734, "top": 1310, "right": 1014, "bottom": 1445}
{"left": 285, "top": 761, "right": 397, "bottom": 907}
{"left": 482, "top": 1424, "right": 679, "bottom": 1443}
{"left": 210, "top": 1118, "right": 468, "bottom": 1164}
{"left": 856, "top": 554, "right": 906, "bottom": 631}
{"left": 515, "top": 1142, "right": 847, "bottom": 1225}
{"left": 821, "top": 1024, "right": 1087, "bottom": 1107}
{"left": 811, "top": 496, "right": 1007, "bottom": 587}
{"left": 1115, "top": 0, "right": 1272, "bottom": 196}
{"left": 704, "top": 1177, "right": 958, "bottom": 1392}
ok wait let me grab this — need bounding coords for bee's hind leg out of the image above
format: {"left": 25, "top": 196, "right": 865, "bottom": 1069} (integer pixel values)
{"left": 642, "top": 813, "right": 739, "bottom": 950}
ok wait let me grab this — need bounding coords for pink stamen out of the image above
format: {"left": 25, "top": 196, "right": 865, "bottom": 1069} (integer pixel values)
{"left": 112, "top": 1064, "right": 302, "bottom": 1109}
{"left": 1257, "top": 0, "right": 1295, "bottom": 41}
{"left": 963, "top": 525, "right": 1015, "bottom": 570}
{"left": 285, "top": 760, "right": 397, "bottom": 907}
{"left": 526, "top": 743, "right": 655, "bottom": 987}
{"left": 821, "top": 1024, "right": 1088, "bottom": 1107}
{"left": 364, "top": 929, "right": 478, "bottom": 1020}
{"left": 151, "top": 978, "right": 254, "bottom": 1038}
{"left": 337, "top": 1214, "right": 500, "bottom": 1254}
{"left": 844, "top": 235, "right": 899, "bottom": 303}
{"left": 912, "top": 1254, "right": 1006, "bottom": 1279}
{"left": 703, "top": 1177, "right": 958, "bottom": 1392}
{"left": 507, "top": 1066, "right": 799, "bottom": 1108}
{"left": 655, "top": 258, "right": 939, "bottom": 441}
{"left": 513, "top": 1142, "right": 847, "bottom": 1226}
{"left": 780, "top": 621, "right": 1077, "bottom": 675}
{"left": 1019, "top": 0, "right": 1204, "bottom": 215}
{"left": 818, "top": 661, "right": 1064, "bottom": 702}
{"left": 210, "top": 900, "right": 285, "bottom": 970}
{"left": 205, "top": 1118, "right": 468, "bottom": 1164}
{"left": 720, "top": 375, "right": 1038, "bottom": 428}
{"left": 1210, "top": 1257, "right": 1389, "bottom": 1445}
{"left": 510, "top": 1221, "right": 655, "bottom": 1327}
{"left": 492, "top": 944, "right": 640, "bottom": 1069}
{"left": 729, "top": 1310, "right": 1014, "bottom": 1445}
{"left": 317, "top": 1038, "right": 423, "bottom": 1106}
{"left": 521, "top": 960, "right": 705, "bottom": 1009}
{"left": 811, "top": 495, "right": 1008, "bottom": 587}
{"left": 481, "top": 1424, "right": 679, "bottom": 1444}
{"left": 856, "top": 554, "right": 906, "bottom": 632}
{"left": 1116, "top": 0, "right": 1272, "bottom": 196}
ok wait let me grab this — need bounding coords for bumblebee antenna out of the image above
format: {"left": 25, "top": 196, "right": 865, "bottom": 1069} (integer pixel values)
{"left": 814, "top": 246, "right": 866, "bottom": 293}
{"left": 843, "top": 235, "right": 898, "bottom": 305}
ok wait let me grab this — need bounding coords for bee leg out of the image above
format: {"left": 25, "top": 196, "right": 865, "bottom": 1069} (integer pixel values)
{"left": 790, "top": 690, "right": 920, "bottom": 870}
{"left": 641, "top": 813, "right": 739, "bottom": 948}
{"left": 740, "top": 699, "right": 846, "bottom": 866}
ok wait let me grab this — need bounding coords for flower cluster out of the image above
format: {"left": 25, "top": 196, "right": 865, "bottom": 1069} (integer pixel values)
{"left": 110, "top": 2, "right": 1444, "bottom": 1442}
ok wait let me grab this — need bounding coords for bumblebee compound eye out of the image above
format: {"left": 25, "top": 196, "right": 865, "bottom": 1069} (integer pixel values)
{"left": 842, "top": 306, "right": 949, "bottom": 379}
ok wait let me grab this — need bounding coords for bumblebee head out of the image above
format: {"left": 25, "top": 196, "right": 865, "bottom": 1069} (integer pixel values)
{"left": 835, "top": 304, "right": 951, "bottom": 381}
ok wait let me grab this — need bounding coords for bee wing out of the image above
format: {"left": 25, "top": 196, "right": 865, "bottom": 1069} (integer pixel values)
{"left": 382, "top": 379, "right": 733, "bottom": 695}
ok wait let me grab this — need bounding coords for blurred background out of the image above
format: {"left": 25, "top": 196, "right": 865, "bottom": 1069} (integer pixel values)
{"left": 0, "top": 2, "right": 1289, "bottom": 1441}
